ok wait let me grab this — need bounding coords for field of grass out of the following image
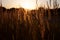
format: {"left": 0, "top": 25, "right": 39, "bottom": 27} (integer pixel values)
{"left": 0, "top": 7, "right": 60, "bottom": 40}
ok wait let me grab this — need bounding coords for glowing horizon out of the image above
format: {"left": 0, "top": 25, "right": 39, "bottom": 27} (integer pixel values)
{"left": 20, "top": 0, "right": 36, "bottom": 10}
{"left": 2, "top": 0, "right": 48, "bottom": 9}
{"left": 1, "top": 0, "right": 60, "bottom": 9}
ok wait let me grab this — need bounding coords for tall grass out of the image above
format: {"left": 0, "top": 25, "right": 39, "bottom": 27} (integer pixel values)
{"left": 0, "top": 0, "right": 60, "bottom": 40}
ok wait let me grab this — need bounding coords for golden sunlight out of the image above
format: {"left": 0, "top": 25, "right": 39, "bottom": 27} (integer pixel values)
{"left": 20, "top": 0, "right": 36, "bottom": 10}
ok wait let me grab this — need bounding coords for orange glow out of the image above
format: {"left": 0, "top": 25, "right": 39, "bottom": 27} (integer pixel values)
{"left": 20, "top": 0, "right": 36, "bottom": 10}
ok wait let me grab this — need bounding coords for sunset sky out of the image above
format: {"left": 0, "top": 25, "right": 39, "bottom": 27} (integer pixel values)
{"left": 1, "top": 0, "right": 60, "bottom": 9}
